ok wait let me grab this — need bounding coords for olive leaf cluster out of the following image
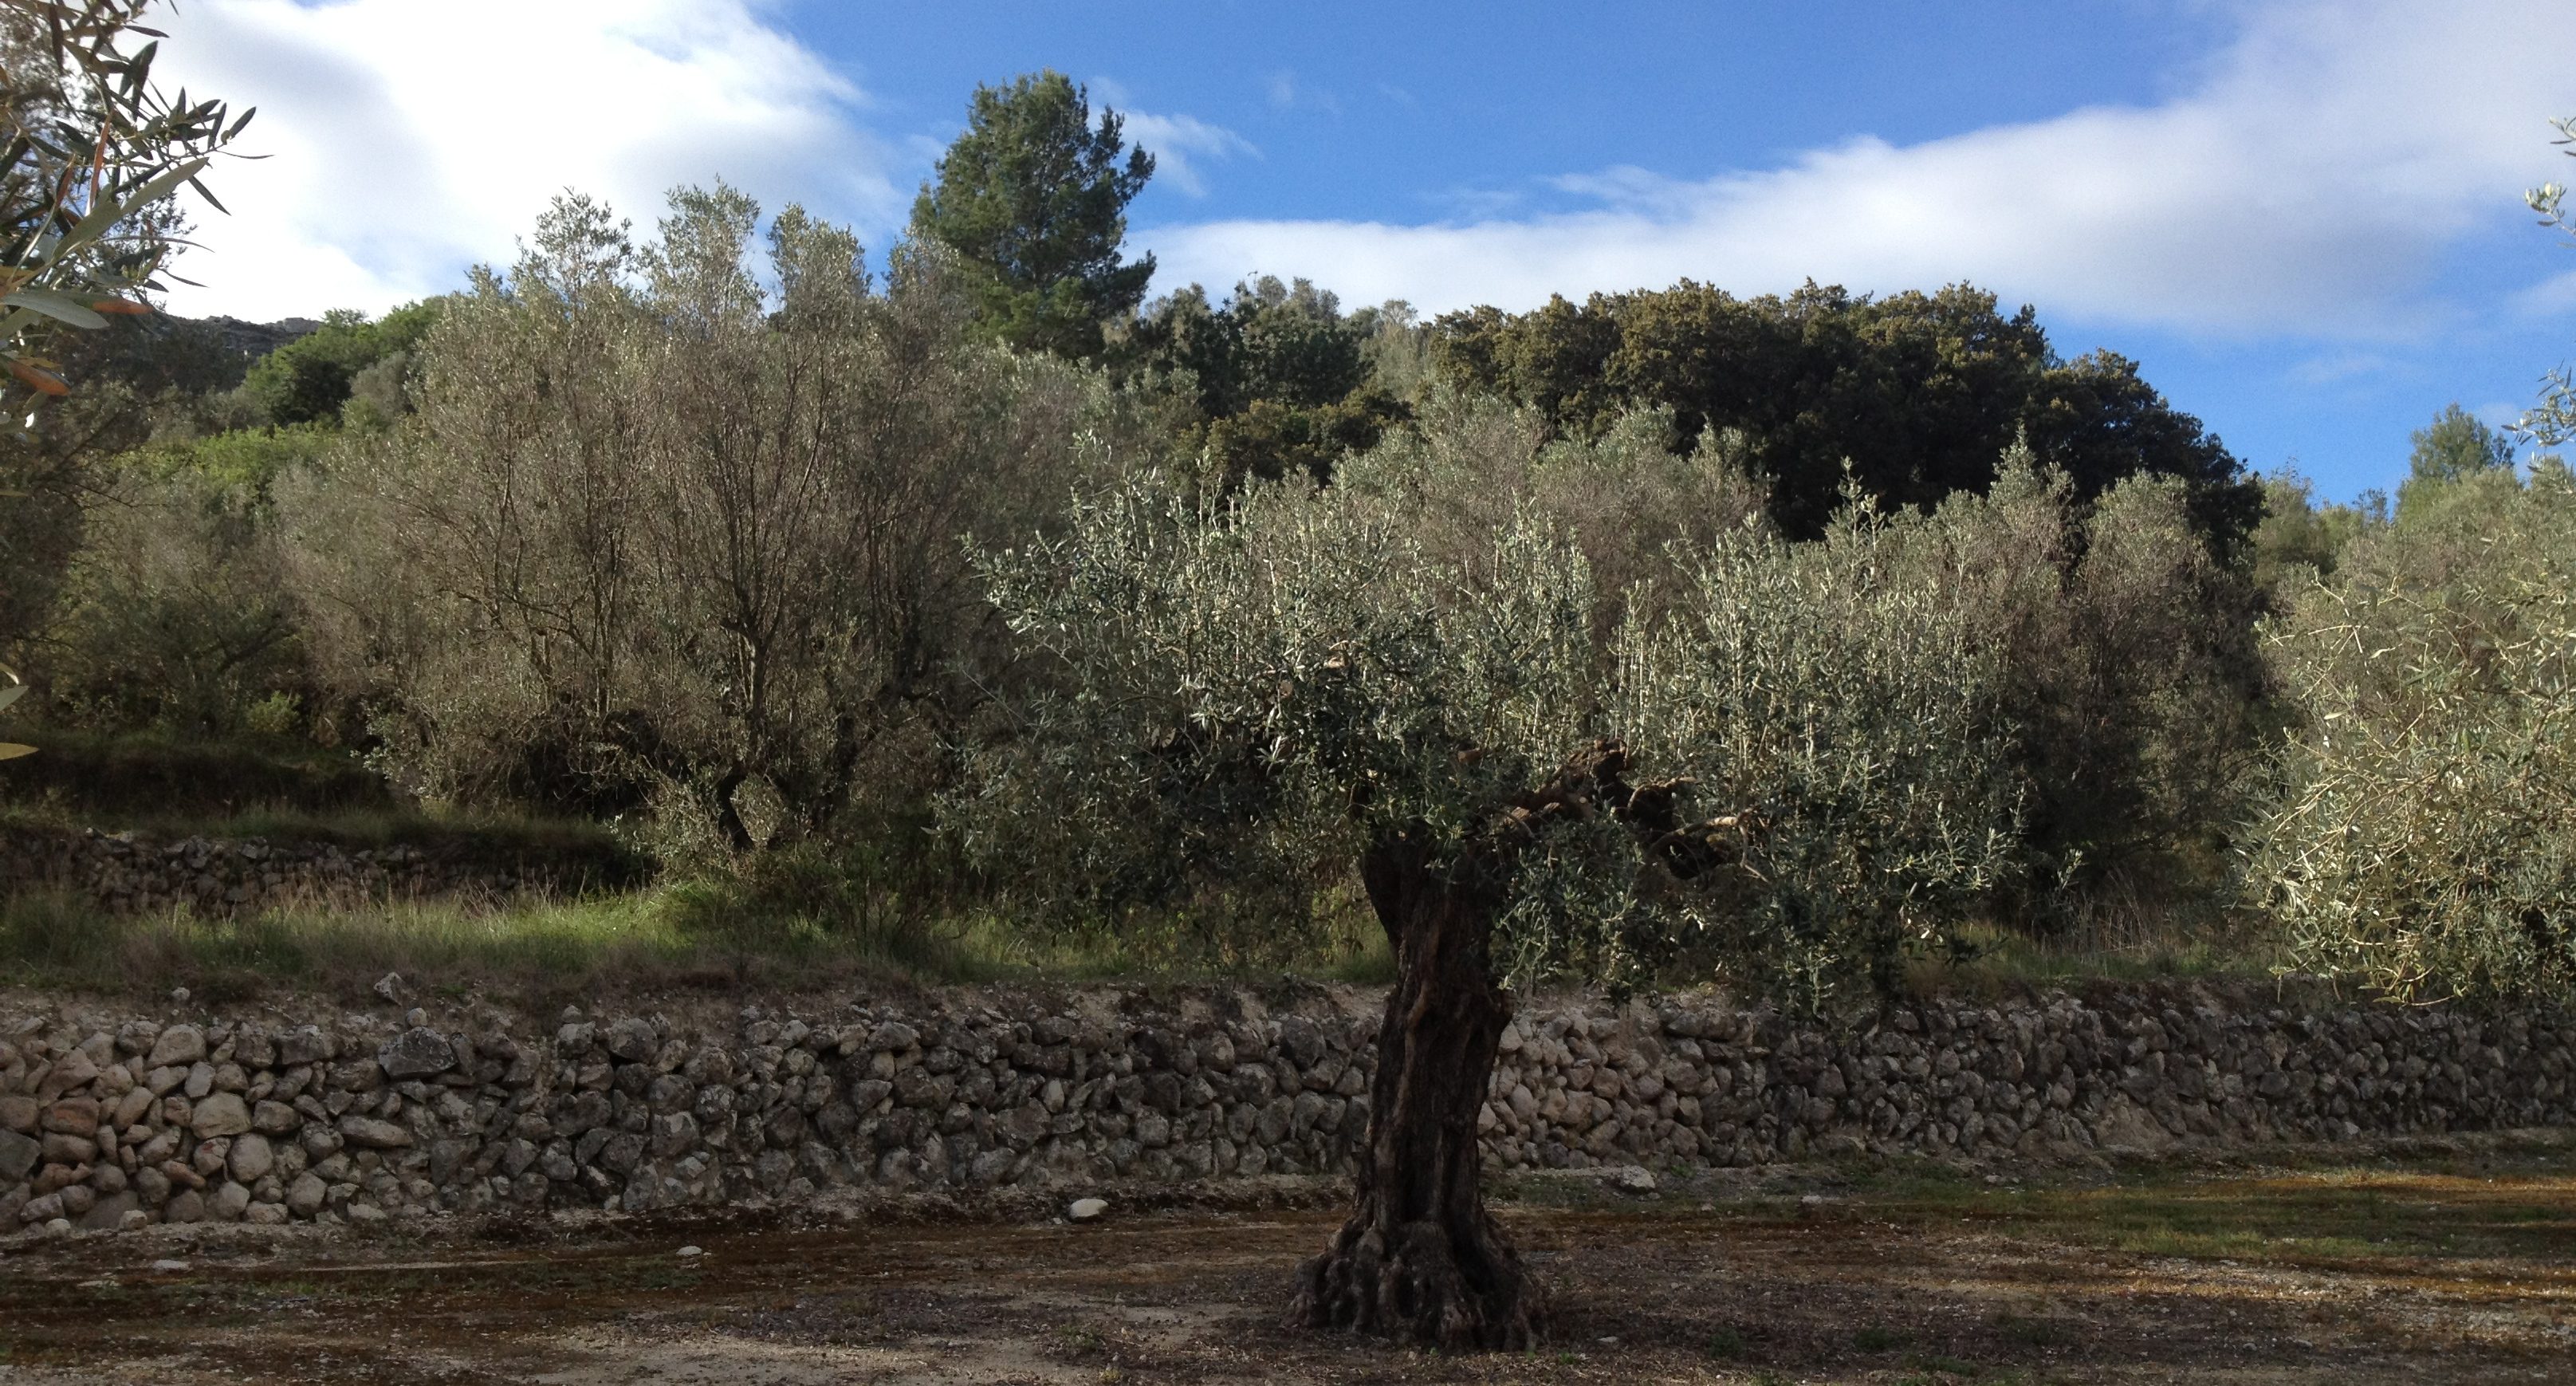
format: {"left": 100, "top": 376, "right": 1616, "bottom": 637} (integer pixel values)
{"left": 2, "top": 0, "right": 249, "bottom": 391}
{"left": 1606, "top": 499, "right": 2024, "bottom": 1005}
{"left": 2249, "top": 461, "right": 2576, "bottom": 1001}
{"left": 954, "top": 467, "right": 1599, "bottom": 959}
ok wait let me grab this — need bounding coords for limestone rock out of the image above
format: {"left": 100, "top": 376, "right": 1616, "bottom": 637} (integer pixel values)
{"left": 337, "top": 1116, "right": 412, "bottom": 1149}
{"left": 41, "top": 1097, "right": 99, "bottom": 1137}
{"left": 230, "top": 1133, "right": 275, "bottom": 1183}
{"left": 1068, "top": 1196, "right": 1108, "bottom": 1222}
{"left": 190, "top": 1093, "right": 251, "bottom": 1138}
{"left": 0, "top": 1128, "right": 39, "bottom": 1183}
{"left": 146, "top": 1026, "right": 206, "bottom": 1069}
{"left": 377, "top": 1028, "right": 457, "bottom": 1080}
{"left": 605, "top": 1018, "right": 659, "bottom": 1063}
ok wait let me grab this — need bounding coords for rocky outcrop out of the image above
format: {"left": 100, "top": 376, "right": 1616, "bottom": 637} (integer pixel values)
{"left": 2, "top": 987, "right": 2568, "bottom": 1236}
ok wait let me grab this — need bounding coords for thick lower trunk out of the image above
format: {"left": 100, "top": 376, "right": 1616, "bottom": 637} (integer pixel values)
{"left": 1288, "top": 833, "right": 1543, "bottom": 1350}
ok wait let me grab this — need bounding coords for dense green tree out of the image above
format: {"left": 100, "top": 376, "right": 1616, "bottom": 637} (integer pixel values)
{"left": 2248, "top": 470, "right": 2379, "bottom": 597}
{"left": 1121, "top": 275, "right": 1406, "bottom": 486}
{"left": 2, "top": 0, "right": 246, "bottom": 695}
{"left": 2252, "top": 458, "right": 2576, "bottom": 1002}
{"left": 286, "top": 188, "right": 1123, "bottom": 846}
{"left": 2394, "top": 402, "right": 2515, "bottom": 526}
{"left": 1433, "top": 282, "right": 2256, "bottom": 548}
{"left": 910, "top": 70, "right": 1154, "bottom": 360}
{"left": 239, "top": 300, "right": 441, "bottom": 427}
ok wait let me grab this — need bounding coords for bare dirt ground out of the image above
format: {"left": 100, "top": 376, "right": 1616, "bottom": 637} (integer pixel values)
{"left": 4, "top": 1133, "right": 2574, "bottom": 1385}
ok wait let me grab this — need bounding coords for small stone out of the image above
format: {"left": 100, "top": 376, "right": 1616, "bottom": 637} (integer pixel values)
{"left": 404, "top": 1007, "right": 429, "bottom": 1028}
{"left": 675, "top": 1245, "right": 704, "bottom": 1258}
{"left": 146, "top": 1026, "right": 206, "bottom": 1069}
{"left": 373, "top": 973, "right": 406, "bottom": 1005}
{"left": 41, "top": 1097, "right": 100, "bottom": 1137}
{"left": 170, "top": 987, "right": 190, "bottom": 1004}
{"left": 1612, "top": 1166, "right": 1658, "bottom": 1195}
{"left": 229, "top": 1133, "right": 275, "bottom": 1183}
{"left": 604, "top": 1018, "right": 659, "bottom": 1063}
{"left": 211, "top": 1181, "right": 252, "bottom": 1221}
{"left": 0, "top": 1128, "right": 39, "bottom": 1183}
{"left": 347, "top": 1201, "right": 388, "bottom": 1224}
{"left": 336, "top": 1116, "right": 413, "bottom": 1149}
{"left": 285, "top": 1172, "right": 328, "bottom": 1219}
{"left": 377, "top": 1028, "right": 456, "bottom": 1080}
{"left": 117, "top": 1209, "right": 150, "bottom": 1231}
{"left": 1068, "top": 1197, "right": 1109, "bottom": 1222}
{"left": 151, "top": 1258, "right": 188, "bottom": 1273}
{"left": 190, "top": 1093, "right": 252, "bottom": 1138}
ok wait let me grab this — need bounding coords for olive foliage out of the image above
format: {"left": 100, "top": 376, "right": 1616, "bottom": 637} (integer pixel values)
{"left": 956, "top": 405, "right": 2025, "bottom": 1005}
{"left": 2251, "top": 461, "right": 2576, "bottom": 1001}
{"left": 288, "top": 187, "right": 1113, "bottom": 848}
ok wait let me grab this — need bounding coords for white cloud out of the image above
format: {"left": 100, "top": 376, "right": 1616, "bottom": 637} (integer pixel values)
{"left": 1143, "top": 0, "right": 2576, "bottom": 339}
{"left": 151, "top": 0, "right": 893, "bottom": 320}
{"left": 2287, "top": 351, "right": 2394, "bottom": 387}
{"left": 1119, "top": 112, "right": 1257, "bottom": 198}
{"left": 2518, "top": 266, "right": 2576, "bottom": 316}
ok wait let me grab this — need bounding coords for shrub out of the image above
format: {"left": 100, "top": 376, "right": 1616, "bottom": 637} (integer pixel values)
{"left": 40, "top": 463, "right": 305, "bottom": 734}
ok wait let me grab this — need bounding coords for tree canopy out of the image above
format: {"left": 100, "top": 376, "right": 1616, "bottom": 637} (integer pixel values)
{"left": 910, "top": 70, "right": 1155, "bottom": 360}
{"left": 1432, "top": 281, "right": 2258, "bottom": 549}
{"left": 1119, "top": 275, "right": 1410, "bottom": 487}
{"left": 240, "top": 299, "right": 441, "bottom": 427}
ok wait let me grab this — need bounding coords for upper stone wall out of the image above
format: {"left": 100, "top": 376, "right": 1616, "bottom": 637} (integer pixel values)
{"left": 0, "top": 825, "right": 641, "bottom": 914}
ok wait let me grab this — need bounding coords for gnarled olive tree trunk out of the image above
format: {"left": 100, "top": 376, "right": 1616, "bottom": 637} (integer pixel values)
{"left": 1287, "top": 824, "right": 1542, "bottom": 1349}
{"left": 1287, "top": 738, "right": 1741, "bottom": 1352}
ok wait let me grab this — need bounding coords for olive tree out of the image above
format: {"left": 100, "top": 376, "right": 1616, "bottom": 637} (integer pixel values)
{"left": 957, "top": 415, "right": 2022, "bottom": 1346}
{"left": 288, "top": 187, "right": 1111, "bottom": 842}
{"left": 2249, "top": 461, "right": 2576, "bottom": 1001}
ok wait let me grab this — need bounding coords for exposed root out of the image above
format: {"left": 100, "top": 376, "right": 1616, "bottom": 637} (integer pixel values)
{"left": 1288, "top": 1206, "right": 1544, "bottom": 1350}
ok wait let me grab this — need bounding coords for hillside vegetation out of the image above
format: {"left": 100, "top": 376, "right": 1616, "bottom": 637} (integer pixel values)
{"left": 0, "top": 67, "right": 2567, "bottom": 1025}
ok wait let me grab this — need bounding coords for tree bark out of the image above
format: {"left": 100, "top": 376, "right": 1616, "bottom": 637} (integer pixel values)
{"left": 1287, "top": 826, "right": 1544, "bottom": 1350}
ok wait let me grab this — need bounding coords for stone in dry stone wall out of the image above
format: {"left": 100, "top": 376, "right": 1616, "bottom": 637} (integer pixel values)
{"left": 2, "top": 989, "right": 2570, "bottom": 1237}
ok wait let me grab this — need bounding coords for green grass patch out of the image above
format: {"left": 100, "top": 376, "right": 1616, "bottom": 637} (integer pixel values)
{"left": 0, "top": 864, "right": 1402, "bottom": 1004}
{"left": 0, "top": 885, "right": 997, "bottom": 1004}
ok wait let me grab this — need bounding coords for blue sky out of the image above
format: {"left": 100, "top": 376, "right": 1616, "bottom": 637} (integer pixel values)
{"left": 158, "top": 1, "right": 2574, "bottom": 503}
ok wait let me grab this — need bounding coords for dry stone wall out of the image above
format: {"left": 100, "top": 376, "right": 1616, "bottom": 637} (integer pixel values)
{"left": 1, "top": 826, "right": 640, "bottom": 913}
{"left": 4, "top": 986, "right": 2570, "bottom": 1237}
